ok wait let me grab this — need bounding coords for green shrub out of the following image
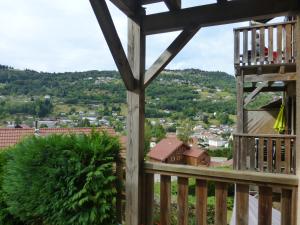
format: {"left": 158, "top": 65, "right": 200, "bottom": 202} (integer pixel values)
{"left": 0, "top": 150, "right": 24, "bottom": 225}
{"left": 2, "top": 131, "right": 120, "bottom": 225}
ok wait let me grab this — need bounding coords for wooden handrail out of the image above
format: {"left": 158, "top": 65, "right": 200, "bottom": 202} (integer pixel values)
{"left": 144, "top": 161, "right": 298, "bottom": 188}
{"left": 233, "top": 133, "right": 296, "bottom": 138}
{"left": 234, "top": 20, "right": 296, "bottom": 32}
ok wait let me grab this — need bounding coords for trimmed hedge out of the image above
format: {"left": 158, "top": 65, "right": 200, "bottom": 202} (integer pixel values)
{"left": 1, "top": 131, "right": 120, "bottom": 225}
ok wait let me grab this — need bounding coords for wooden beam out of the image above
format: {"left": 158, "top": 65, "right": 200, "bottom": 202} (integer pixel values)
{"left": 295, "top": 15, "right": 300, "bottom": 225}
{"left": 144, "top": 26, "right": 200, "bottom": 87}
{"left": 125, "top": 8, "right": 146, "bottom": 225}
{"left": 243, "top": 72, "right": 297, "bottom": 82}
{"left": 143, "top": 0, "right": 300, "bottom": 34}
{"left": 90, "top": 0, "right": 136, "bottom": 91}
{"left": 244, "top": 86, "right": 285, "bottom": 92}
{"left": 244, "top": 81, "right": 272, "bottom": 107}
{"left": 109, "top": 0, "right": 136, "bottom": 17}
{"left": 142, "top": 0, "right": 162, "bottom": 4}
{"left": 164, "top": 0, "right": 181, "bottom": 11}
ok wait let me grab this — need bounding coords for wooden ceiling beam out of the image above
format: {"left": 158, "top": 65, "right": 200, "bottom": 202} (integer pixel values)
{"left": 109, "top": 0, "right": 137, "bottom": 17}
{"left": 164, "top": 0, "right": 181, "bottom": 11}
{"left": 143, "top": 0, "right": 300, "bottom": 34}
{"left": 142, "top": 0, "right": 162, "bottom": 5}
{"left": 144, "top": 26, "right": 200, "bottom": 87}
{"left": 90, "top": 0, "right": 137, "bottom": 91}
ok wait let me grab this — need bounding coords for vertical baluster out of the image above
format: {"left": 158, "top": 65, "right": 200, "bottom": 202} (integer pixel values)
{"left": 196, "top": 180, "right": 207, "bottom": 225}
{"left": 241, "top": 136, "right": 247, "bottom": 170}
{"left": 258, "top": 138, "right": 264, "bottom": 172}
{"left": 292, "top": 23, "right": 296, "bottom": 62}
{"left": 285, "top": 24, "right": 292, "bottom": 63}
{"left": 268, "top": 26, "right": 274, "bottom": 63}
{"left": 215, "top": 182, "right": 228, "bottom": 225}
{"left": 277, "top": 25, "right": 283, "bottom": 63}
{"left": 259, "top": 27, "right": 265, "bottom": 64}
{"left": 236, "top": 184, "right": 249, "bottom": 225}
{"left": 233, "top": 135, "right": 238, "bottom": 170}
{"left": 276, "top": 138, "right": 282, "bottom": 173}
{"left": 281, "top": 189, "right": 292, "bottom": 225}
{"left": 178, "top": 177, "right": 188, "bottom": 225}
{"left": 249, "top": 137, "right": 256, "bottom": 170}
{"left": 160, "top": 175, "right": 171, "bottom": 225}
{"left": 251, "top": 29, "right": 257, "bottom": 65}
{"left": 234, "top": 31, "right": 240, "bottom": 65}
{"left": 144, "top": 173, "right": 154, "bottom": 225}
{"left": 267, "top": 138, "right": 273, "bottom": 172}
{"left": 243, "top": 30, "right": 248, "bottom": 65}
{"left": 116, "top": 160, "right": 123, "bottom": 224}
{"left": 258, "top": 186, "right": 272, "bottom": 225}
{"left": 285, "top": 138, "right": 291, "bottom": 174}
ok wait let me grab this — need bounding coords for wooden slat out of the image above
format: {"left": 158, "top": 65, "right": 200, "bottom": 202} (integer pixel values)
{"left": 285, "top": 24, "right": 292, "bottom": 63}
{"left": 240, "top": 137, "right": 247, "bottom": 170}
{"left": 243, "top": 30, "right": 248, "bottom": 65}
{"left": 233, "top": 133, "right": 296, "bottom": 139}
{"left": 144, "top": 26, "right": 200, "bottom": 87}
{"left": 142, "top": 0, "right": 300, "bottom": 35}
{"left": 281, "top": 189, "right": 292, "bottom": 225}
{"left": 292, "top": 23, "right": 296, "bottom": 62}
{"left": 249, "top": 137, "right": 256, "bottom": 170}
{"left": 268, "top": 26, "right": 274, "bottom": 63}
{"left": 215, "top": 182, "right": 227, "bottom": 225}
{"left": 277, "top": 25, "right": 283, "bottom": 63}
{"left": 234, "top": 31, "right": 240, "bottom": 65}
{"left": 259, "top": 27, "right": 265, "bottom": 64}
{"left": 196, "top": 180, "right": 207, "bottom": 225}
{"left": 90, "top": 0, "right": 136, "bottom": 91}
{"left": 236, "top": 184, "right": 249, "bottom": 225}
{"left": 251, "top": 29, "right": 257, "bottom": 64}
{"left": 144, "top": 173, "right": 154, "bottom": 225}
{"left": 116, "top": 160, "right": 123, "bottom": 223}
{"left": 285, "top": 138, "right": 291, "bottom": 174}
{"left": 258, "top": 138, "right": 265, "bottom": 172}
{"left": 275, "top": 138, "right": 282, "bottom": 173}
{"left": 258, "top": 186, "right": 273, "bottom": 225}
{"left": 233, "top": 135, "right": 239, "bottom": 170}
{"left": 178, "top": 177, "right": 188, "bottom": 225}
{"left": 160, "top": 175, "right": 171, "bottom": 225}
{"left": 267, "top": 138, "right": 273, "bottom": 172}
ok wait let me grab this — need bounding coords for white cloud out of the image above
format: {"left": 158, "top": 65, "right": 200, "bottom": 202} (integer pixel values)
{"left": 0, "top": 0, "right": 251, "bottom": 74}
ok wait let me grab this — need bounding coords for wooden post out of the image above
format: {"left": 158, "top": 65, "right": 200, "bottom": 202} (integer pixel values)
{"left": 125, "top": 8, "right": 146, "bottom": 225}
{"left": 295, "top": 15, "right": 300, "bottom": 225}
{"left": 235, "top": 68, "right": 244, "bottom": 169}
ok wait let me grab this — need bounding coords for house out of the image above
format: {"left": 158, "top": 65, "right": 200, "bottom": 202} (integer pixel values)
{"left": 0, "top": 127, "right": 116, "bottom": 149}
{"left": 148, "top": 137, "right": 210, "bottom": 166}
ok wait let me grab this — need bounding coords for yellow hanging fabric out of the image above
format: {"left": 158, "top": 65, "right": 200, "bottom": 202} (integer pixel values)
{"left": 274, "top": 104, "right": 286, "bottom": 133}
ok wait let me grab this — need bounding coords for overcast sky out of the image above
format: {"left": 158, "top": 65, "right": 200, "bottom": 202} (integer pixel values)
{"left": 0, "top": 0, "right": 251, "bottom": 75}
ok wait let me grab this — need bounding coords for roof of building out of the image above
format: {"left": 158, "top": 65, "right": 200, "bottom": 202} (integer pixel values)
{"left": 148, "top": 137, "right": 184, "bottom": 162}
{"left": 183, "top": 146, "right": 206, "bottom": 158}
{"left": 0, "top": 127, "right": 116, "bottom": 149}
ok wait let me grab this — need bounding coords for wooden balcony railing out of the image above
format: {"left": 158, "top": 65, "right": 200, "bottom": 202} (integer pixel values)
{"left": 234, "top": 21, "right": 296, "bottom": 66}
{"left": 233, "top": 133, "right": 296, "bottom": 174}
{"left": 143, "top": 162, "right": 298, "bottom": 225}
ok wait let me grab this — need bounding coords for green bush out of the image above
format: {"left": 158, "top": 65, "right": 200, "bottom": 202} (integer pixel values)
{"left": 2, "top": 131, "right": 120, "bottom": 225}
{"left": 0, "top": 150, "right": 24, "bottom": 225}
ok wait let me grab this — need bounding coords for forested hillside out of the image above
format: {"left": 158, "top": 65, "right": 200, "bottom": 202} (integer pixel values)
{"left": 0, "top": 65, "right": 238, "bottom": 129}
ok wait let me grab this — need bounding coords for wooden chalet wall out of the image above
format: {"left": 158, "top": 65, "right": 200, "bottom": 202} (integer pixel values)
{"left": 89, "top": 0, "right": 300, "bottom": 224}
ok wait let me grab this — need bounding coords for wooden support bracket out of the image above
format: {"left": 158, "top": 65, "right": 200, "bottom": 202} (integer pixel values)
{"left": 144, "top": 26, "right": 200, "bottom": 87}
{"left": 90, "top": 0, "right": 137, "bottom": 91}
{"left": 244, "top": 81, "right": 273, "bottom": 107}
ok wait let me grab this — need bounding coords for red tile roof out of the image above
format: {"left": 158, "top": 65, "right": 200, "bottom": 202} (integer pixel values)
{"left": 148, "top": 137, "right": 184, "bottom": 162}
{"left": 0, "top": 127, "right": 116, "bottom": 149}
{"left": 183, "top": 146, "right": 206, "bottom": 158}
